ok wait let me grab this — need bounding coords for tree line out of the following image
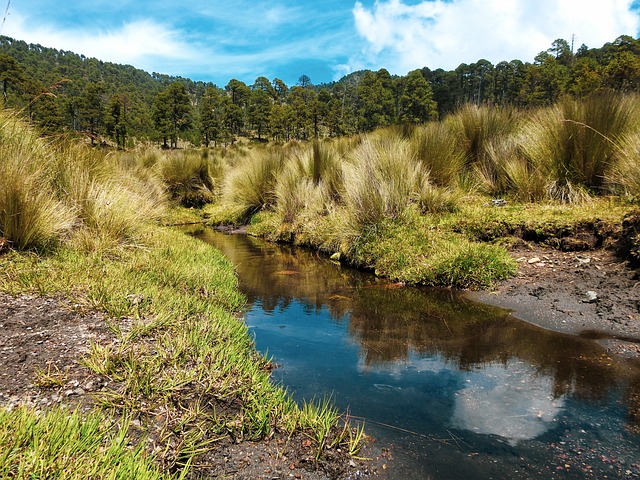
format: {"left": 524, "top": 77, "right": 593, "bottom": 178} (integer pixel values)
{"left": 1, "top": 34, "right": 640, "bottom": 147}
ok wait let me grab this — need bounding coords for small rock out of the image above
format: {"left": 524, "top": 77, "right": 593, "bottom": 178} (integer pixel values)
{"left": 584, "top": 291, "right": 598, "bottom": 303}
{"left": 528, "top": 257, "right": 541, "bottom": 264}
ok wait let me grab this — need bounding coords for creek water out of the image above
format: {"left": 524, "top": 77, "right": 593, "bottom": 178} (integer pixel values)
{"left": 195, "top": 229, "right": 640, "bottom": 480}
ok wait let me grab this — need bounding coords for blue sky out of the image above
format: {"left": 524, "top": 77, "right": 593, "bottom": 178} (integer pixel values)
{"left": 2, "top": 0, "right": 640, "bottom": 87}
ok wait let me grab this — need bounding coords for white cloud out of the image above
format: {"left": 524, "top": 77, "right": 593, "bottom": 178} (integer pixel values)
{"left": 2, "top": 13, "right": 199, "bottom": 73}
{"left": 351, "top": 0, "right": 640, "bottom": 74}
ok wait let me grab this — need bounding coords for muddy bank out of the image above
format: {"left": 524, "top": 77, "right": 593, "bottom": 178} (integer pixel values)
{"left": 467, "top": 245, "right": 640, "bottom": 357}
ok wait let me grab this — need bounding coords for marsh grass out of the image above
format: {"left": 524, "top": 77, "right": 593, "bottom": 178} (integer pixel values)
{"left": 221, "top": 146, "right": 286, "bottom": 219}
{"left": 347, "top": 209, "right": 516, "bottom": 289}
{"left": 519, "top": 93, "right": 640, "bottom": 202}
{"left": 159, "top": 149, "right": 217, "bottom": 207}
{"left": 605, "top": 131, "right": 640, "bottom": 199}
{"left": 409, "top": 122, "right": 466, "bottom": 187}
{"left": 0, "top": 114, "right": 75, "bottom": 251}
{"left": 0, "top": 110, "right": 364, "bottom": 475}
{"left": 342, "top": 137, "right": 427, "bottom": 228}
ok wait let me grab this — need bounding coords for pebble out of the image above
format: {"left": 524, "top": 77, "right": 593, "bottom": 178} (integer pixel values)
{"left": 528, "top": 257, "right": 541, "bottom": 264}
{"left": 584, "top": 291, "right": 598, "bottom": 303}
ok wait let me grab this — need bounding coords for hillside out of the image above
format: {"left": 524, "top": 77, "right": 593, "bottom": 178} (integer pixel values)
{"left": 1, "top": 34, "right": 640, "bottom": 146}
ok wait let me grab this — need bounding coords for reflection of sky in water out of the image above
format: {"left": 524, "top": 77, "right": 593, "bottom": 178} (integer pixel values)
{"left": 251, "top": 299, "right": 566, "bottom": 446}
{"left": 451, "top": 360, "right": 566, "bottom": 445}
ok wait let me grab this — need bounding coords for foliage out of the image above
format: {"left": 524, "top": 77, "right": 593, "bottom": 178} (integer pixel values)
{"left": 5, "top": 33, "right": 640, "bottom": 146}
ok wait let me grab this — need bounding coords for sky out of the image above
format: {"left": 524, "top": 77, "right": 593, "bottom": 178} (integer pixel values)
{"left": 2, "top": 0, "right": 640, "bottom": 87}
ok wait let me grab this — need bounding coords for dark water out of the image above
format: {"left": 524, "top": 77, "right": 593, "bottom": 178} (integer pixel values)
{"left": 195, "top": 229, "right": 640, "bottom": 480}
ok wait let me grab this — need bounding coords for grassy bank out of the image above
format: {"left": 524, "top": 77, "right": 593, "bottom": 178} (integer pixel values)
{"left": 202, "top": 93, "right": 640, "bottom": 288}
{"left": 0, "top": 110, "right": 364, "bottom": 478}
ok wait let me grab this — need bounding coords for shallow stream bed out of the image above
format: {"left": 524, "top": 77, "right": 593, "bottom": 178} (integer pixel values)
{"left": 196, "top": 229, "right": 640, "bottom": 480}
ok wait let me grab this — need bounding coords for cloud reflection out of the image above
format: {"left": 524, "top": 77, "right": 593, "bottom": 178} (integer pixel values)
{"left": 451, "top": 359, "right": 565, "bottom": 445}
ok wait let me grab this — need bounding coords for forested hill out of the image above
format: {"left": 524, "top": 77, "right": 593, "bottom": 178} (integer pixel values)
{"left": 1, "top": 34, "right": 640, "bottom": 147}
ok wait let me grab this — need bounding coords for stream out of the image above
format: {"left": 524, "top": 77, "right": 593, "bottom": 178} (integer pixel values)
{"left": 195, "top": 229, "right": 640, "bottom": 479}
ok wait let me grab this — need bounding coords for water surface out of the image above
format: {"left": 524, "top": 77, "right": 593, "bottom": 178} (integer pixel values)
{"left": 196, "top": 229, "right": 640, "bottom": 479}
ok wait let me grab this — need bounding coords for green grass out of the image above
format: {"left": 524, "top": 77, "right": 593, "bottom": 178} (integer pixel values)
{"left": 1, "top": 224, "right": 361, "bottom": 473}
{"left": 0, "top": 407, "right": 172, "bottom": 480}
{"left": 346, "top": 208, "right": 516, "bottom": 289}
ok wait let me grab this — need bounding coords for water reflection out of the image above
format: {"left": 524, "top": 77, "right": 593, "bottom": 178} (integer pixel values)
{"left": 193, "top": 228, "right": 640, "bottom": 476}
{"left": 451, "top": 360, "right": 566, "bottom": 445}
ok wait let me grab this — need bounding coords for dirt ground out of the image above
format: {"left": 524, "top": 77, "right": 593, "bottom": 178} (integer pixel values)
{"left": 468, "top": 244, "right": 640, "bottom": 358}
{"left": 2, "top": 241, "right": 640, "bottom": 478}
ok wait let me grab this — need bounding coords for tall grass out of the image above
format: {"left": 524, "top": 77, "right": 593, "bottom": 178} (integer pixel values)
{"left": 342, "top": 137, "right": 420, "bottom": 228}
{"left": 409, "top": 122, "right": 466, "bottom": 187}
{"left": 0, "top": 110, "right": 169, "bottom": 253}
{"left": 272, "top": 141, "right": 343, "bottom": 224}
{"left": 159, "top": 149, "right": 217, "bottom": 207}
{"left": 0, "top": 112, "right": 75, "bottom": 250}
{"left": 221, "top": 147, "right": 286, "bottom": 218}
{"left": 609, "top": 132, "right": 640, "bottom": 198}
{"left": 445, "top": 104, "right": 521, "bottom": 166}
{"left": 519, "top": 92, "right": 640, "bottom": 202}
{"left": 444, "top": 104, "right": 522, "bottom": 195}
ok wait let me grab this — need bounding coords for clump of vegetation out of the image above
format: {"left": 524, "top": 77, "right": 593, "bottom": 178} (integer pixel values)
{"left": 519, "top": 92, "right": 640, "bottom": 202}
{"left": 220, "top": 146, "right": 286, "bottom": 220}
{"left": 158, "top": 149, "right": 218, "bottom": 207}
{"left": 0, "top": 113, "right": 75, "bottom": 251}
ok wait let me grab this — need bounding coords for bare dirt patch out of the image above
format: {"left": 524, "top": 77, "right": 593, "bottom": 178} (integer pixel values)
{"left": 468, "top": 244, "right": 640, "bottom": 358}
{"left": 0, "top": 293, "right": 113, "bottom": 410}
